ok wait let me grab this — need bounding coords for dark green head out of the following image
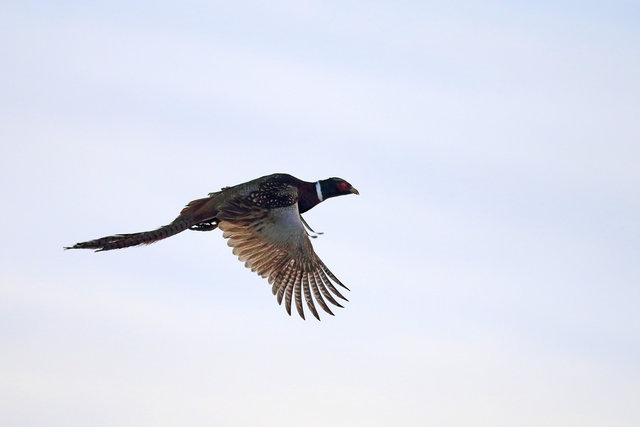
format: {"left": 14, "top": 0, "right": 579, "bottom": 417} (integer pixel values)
{"left": 318, "top": 177, "right": 359, "bottom": 201}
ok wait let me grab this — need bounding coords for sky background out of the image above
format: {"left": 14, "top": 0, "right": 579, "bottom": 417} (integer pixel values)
{"left": 1, "top": 1, "right": 639, "bottom": 426}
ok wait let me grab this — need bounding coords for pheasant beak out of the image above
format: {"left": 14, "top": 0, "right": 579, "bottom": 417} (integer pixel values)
{"left": 350, "top": 187, "right": 360, "bottom": 195}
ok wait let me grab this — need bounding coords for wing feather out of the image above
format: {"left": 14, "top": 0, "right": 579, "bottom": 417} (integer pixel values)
{"left": 302, "top": 267, "right": 319, "bottom": 320}
{"left": 274, "top": 260, "right": 294, "bottom": 303}
{"left": 293, "top": 266, "right": 304, "bottom": 319}
{"left": 309, "top": 270, "right": 333, "bottom": 316}
{"left": 313, "top": 270, "right": 343, "bottom": 309}
{"left": 285, "top": 265, "right": 301, "bottom": 316}
{"left": 317, "top": 268, "right": 348, "bottom": 302}
{"left": 217, "top": 197, "right": 349, "bottom": 320}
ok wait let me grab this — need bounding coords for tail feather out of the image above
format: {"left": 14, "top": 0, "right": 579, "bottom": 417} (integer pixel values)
{"left": 66, "top": 196, "right": 219, "bottom": 252}
{"left": 65, "top": 219, "right": 194, "bottom": 252}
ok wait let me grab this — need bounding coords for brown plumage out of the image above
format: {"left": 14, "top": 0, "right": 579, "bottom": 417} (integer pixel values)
{"left": 66, "top": 173, "right": 359, "bottom": 320}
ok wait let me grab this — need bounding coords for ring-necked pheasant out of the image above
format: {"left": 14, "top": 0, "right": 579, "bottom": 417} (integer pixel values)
{"left": 66, "top": 173, "right": 359, "bottom": 320}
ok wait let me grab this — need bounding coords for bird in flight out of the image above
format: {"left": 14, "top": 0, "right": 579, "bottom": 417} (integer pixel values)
{"left": 66, "top": 173, "right": 359, "bottom": 320}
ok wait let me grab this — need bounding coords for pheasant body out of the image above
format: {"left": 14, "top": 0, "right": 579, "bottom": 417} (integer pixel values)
{"left": 66, "top": 173, "right": 359, "bottom": 320}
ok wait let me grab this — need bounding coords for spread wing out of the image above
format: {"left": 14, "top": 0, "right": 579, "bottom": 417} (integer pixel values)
{"left": 217, "top": 197, "right": 349, "bottom": 320}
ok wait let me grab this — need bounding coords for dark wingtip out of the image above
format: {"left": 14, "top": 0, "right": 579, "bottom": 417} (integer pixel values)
{"left": 322, "top": 305, "right": 335, "bottom": 316}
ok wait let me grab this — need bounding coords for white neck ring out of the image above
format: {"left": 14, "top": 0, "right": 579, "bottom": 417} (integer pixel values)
{"left": 315, "top": 181, "right": 324, "bottom": 202}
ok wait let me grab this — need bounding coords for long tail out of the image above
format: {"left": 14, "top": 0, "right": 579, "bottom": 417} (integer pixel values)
{"left": 65, "top": 196, "right": 218, "bottom": 252}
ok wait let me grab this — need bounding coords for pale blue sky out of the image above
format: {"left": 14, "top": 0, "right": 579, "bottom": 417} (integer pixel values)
{"left": 1, "top": 1, "right": 639, "bottom": 426}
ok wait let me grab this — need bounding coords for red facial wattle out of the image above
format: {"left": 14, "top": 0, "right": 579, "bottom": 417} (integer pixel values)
{"left": 337, "top": 181, "right": 351, "bottom": 192}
